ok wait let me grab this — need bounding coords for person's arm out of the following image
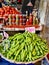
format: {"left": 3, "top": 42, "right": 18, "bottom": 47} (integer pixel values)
{"left": 2, "top": 3, "right": 6, "bottom": 6}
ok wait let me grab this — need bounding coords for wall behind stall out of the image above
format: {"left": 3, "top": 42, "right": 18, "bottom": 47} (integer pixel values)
{"left": 45, "top": 0, "right": 49, "bottom": 27}
{"left": 38, "top": 0, "right": 49, "bottom": 45}
{"left": 38, "top": 0, "right": 47, "bottom": 25}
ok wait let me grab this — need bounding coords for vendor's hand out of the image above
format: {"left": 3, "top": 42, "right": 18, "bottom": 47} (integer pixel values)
{"left": 2, "top": 3, "right": 6, "bottom": 7}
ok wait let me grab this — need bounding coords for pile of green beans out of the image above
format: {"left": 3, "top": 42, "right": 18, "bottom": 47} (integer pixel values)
{"left": 0, "top": 32, "right": 48, "bottom": 62}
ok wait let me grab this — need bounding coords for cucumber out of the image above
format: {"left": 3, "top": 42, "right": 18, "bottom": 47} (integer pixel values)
{"left": 21, "top": 50, "right": 25, "bottom": 61}
{"left": 37, "top": 44, "right": 43, "bottom": 55}
{"left": 29, "top": 51, "right": 31, "bottom": 61}
{"left": 32, "top": 49, "right": 36, "bottom": 56}
{"left": 35, "top": 45, "right": 40, "bottom": 56}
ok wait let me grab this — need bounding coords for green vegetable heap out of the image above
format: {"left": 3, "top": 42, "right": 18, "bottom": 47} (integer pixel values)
{"left": 0, "top": 32, "right": 48, "bottom": 62}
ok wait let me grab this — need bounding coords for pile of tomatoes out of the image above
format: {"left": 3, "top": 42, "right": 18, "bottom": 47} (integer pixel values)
{"left": 0, "top": 6, "right": 20, "bottom": 19}
{"left": 0, "top": 6, "right": 39, "bottom": 29}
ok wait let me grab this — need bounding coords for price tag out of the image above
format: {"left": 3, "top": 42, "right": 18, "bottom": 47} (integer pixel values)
{"left": 25, "top": 27, "right": 35, "bottom": 33}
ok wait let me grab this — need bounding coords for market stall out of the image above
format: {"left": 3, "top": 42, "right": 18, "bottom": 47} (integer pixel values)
{"left": 0, "top": 5, "right": 42, "bottom": 31}
{"left": 0, "top": 0, "right": 49, "bottom": 65}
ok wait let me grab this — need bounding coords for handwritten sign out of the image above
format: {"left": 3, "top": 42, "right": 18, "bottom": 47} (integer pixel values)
{"left": 25, "top": 27, "right": 35, "bottom": 33}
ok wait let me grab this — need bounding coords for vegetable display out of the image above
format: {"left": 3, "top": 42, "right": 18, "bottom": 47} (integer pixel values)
{"left": 0, "top": 32, "right": 48, "bottom": 62}
{"left": 0, "top": 6, "right": 20, "bottom": 18}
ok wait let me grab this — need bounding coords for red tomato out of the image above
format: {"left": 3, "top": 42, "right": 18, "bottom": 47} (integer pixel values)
{"left": 6, "top": 12, "right": 10, "bottom": 15}
{"left": 6, "top": 9, "right": 10, "bottom": 12}
{"left": 0, "top": 12, "right": 3, "bottom": 15}
{"left": 10, "top": 9, "right": 13, "bottom": 14}
{"left": 11, "top": 7, "right": 15, "bottom": 11}
{"left": 0, "top": 6, "right": 21, "bottom": 22}
{"left": 12, "top": 11, "right": 15, "bottom": 14}
{"left": 0, "top": 8, "right": 4, "bottom": 14}
{"left": 0, "top": 15, "right": 3, "bottom": 17}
